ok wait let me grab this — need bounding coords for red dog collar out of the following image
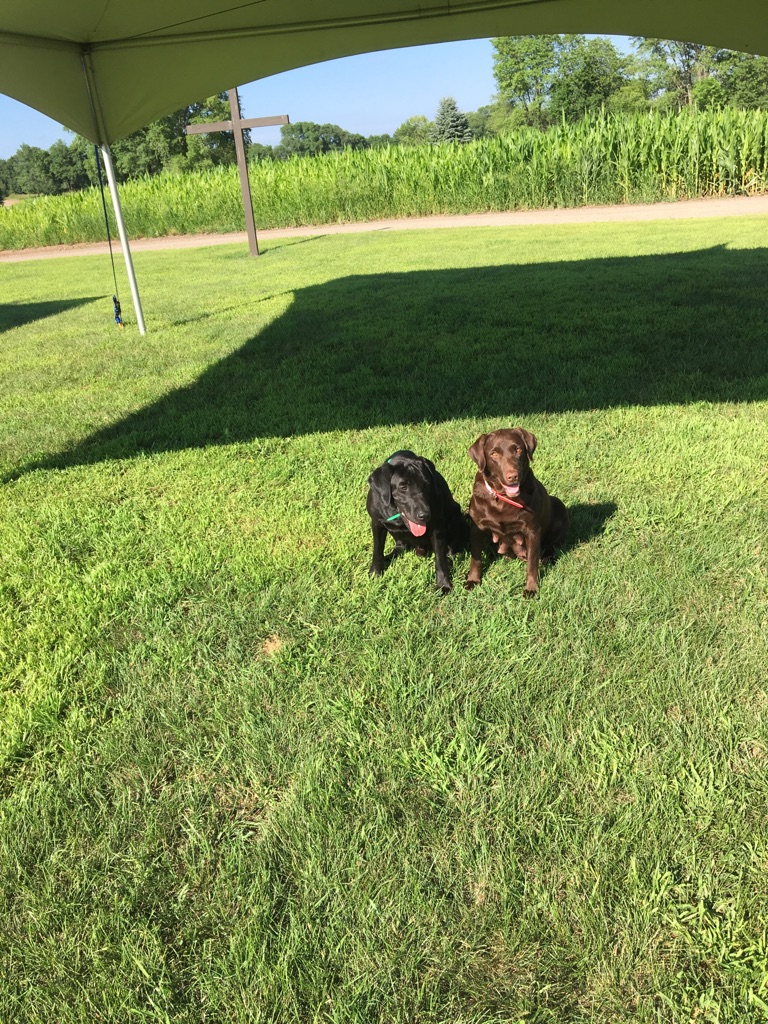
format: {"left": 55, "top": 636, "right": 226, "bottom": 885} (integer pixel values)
{"left": 484, "top": 476, "right": 525, "bottom": 510}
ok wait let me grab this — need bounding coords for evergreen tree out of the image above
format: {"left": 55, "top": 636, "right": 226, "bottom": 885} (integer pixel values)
{"left": 429, "top": 97, "right": 472, "bottom": 143}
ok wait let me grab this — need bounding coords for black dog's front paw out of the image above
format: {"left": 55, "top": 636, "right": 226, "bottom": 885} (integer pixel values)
{"left": 369, "top": 563, "right": 384, "bottom": 577}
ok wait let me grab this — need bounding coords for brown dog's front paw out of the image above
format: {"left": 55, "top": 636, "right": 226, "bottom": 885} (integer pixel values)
{"left": 464, "top": 578, "right": 481, "bottom": 591}
{"left": 523, "top": 587, "right": 538, "bottom": 599}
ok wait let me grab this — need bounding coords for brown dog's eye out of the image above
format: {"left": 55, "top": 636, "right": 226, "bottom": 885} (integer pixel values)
{"left": 490, "top": 450, "right": 500, "bottom": 459}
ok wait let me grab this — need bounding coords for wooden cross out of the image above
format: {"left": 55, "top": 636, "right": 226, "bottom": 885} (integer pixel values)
{"left": 186, "top": 88, "right": 288, "bottom": 256}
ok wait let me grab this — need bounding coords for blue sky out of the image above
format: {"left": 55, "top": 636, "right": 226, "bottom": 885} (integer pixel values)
{"left": 0, "top": 36, "right": 635, "bottom": 159}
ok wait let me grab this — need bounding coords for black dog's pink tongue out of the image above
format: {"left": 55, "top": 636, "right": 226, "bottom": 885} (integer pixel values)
{"left": 403, "top": 517, "right": 427, "bottom": 537}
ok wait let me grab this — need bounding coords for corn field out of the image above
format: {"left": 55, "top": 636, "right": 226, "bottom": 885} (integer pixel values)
{"left": 3, "top": 107, "right": 768, "bottom": 250}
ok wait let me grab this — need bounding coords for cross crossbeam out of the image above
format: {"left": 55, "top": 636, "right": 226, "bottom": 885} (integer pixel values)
{"left": 186, "top": 114, "right": 289, "bottom": 134}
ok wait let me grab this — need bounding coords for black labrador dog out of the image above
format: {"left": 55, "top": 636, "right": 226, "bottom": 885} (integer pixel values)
{"left": 367, "top": 450, "right": 469, "bottom": 593}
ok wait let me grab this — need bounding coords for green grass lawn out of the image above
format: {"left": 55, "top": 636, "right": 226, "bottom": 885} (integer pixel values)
{"left": 1, "top": 218, "right": 767, "bottom": 1023}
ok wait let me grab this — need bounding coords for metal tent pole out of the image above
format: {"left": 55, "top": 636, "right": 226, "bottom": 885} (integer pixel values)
{"left": 100, "top": 144, "right": 146, "bottom": 335}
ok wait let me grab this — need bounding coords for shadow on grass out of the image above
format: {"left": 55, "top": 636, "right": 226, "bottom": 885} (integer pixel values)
{"left": 7, "top": 244, "right": 768, "bottom": 478}
{"left": 0, "top": 298, "right": 100, "bottom": 333}
{"left": 562, "top": 502, "right": 618, "bottom": 553}
{"left": 482, "top": 502, "right": 618, "bottom": 583}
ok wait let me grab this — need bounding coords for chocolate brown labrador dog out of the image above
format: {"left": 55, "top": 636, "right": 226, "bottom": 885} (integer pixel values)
{"left": 464, "top": 428, "right": 569, "bottom": 597}
{"left": 367, "top": 450, "right": 469, "bottom": 593}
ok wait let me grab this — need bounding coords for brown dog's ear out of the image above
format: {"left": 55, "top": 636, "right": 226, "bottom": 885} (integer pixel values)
{"left": 515, "top": 428, "right": 537, "bottom": 459}
{"left": 468, "top": 434, "right": 489, "bottom": 471}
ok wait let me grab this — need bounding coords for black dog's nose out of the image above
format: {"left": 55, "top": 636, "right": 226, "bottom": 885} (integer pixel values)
{"left": 416, "top": 511, "right": 430, "bottom": 523}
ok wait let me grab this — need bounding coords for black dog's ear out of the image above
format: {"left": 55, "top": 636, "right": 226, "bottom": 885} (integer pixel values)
{"left": 514, "top": 428, "right": 537, "bottom": 459}
{"left": 468, "top": 434, "right": 489, "bottom": 471}
{"left": 367, "top": 461, "right": 394, "bottom": 504}
{"left": 420, "top": 455, "right": 438, "bottom": 477}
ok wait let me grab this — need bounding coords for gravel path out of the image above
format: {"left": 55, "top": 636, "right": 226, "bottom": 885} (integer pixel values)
{"left": 2, "top": 193, "right": 768, "bottom": 262}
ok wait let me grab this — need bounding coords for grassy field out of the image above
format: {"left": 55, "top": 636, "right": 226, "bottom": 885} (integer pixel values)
{"left": 3, "top": 107, "right": 768, "bottom": 250}
{"left": 1, "top": 217, "right": 767, "bottom": 1022}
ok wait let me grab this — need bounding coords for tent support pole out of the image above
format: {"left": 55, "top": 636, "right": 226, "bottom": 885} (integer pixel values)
{"left": 100, "top": 144, "right": 146, "bottom": 335}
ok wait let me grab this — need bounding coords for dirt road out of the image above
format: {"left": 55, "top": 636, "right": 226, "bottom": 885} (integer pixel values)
{"left": 2, "top": 193, "right": 768, "bottom": 262}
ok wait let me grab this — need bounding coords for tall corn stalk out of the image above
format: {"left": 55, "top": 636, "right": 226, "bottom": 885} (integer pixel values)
{"left": 3, "top": 109, "right": 768, "bottom": 250}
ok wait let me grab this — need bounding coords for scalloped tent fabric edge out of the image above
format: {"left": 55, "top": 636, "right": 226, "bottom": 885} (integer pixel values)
{"left": 2, "top": 1, "right": 767, "bottom": 146}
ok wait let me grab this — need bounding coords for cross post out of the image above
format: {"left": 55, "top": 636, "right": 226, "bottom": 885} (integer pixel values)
{"left": 186, "top": 88, "right": 288, "bottom": 256}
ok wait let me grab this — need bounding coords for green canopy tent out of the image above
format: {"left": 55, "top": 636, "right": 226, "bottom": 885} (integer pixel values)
{"left": 2, "top": 0, "right": 766, "bottom": 330}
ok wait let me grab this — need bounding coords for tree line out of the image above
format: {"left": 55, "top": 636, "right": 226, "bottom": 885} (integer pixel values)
{"left": 3, "top": 37, "right": 768, "bottom": 202}
{"left": 488, "top": 36, "right": 768, "bottom": 129}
